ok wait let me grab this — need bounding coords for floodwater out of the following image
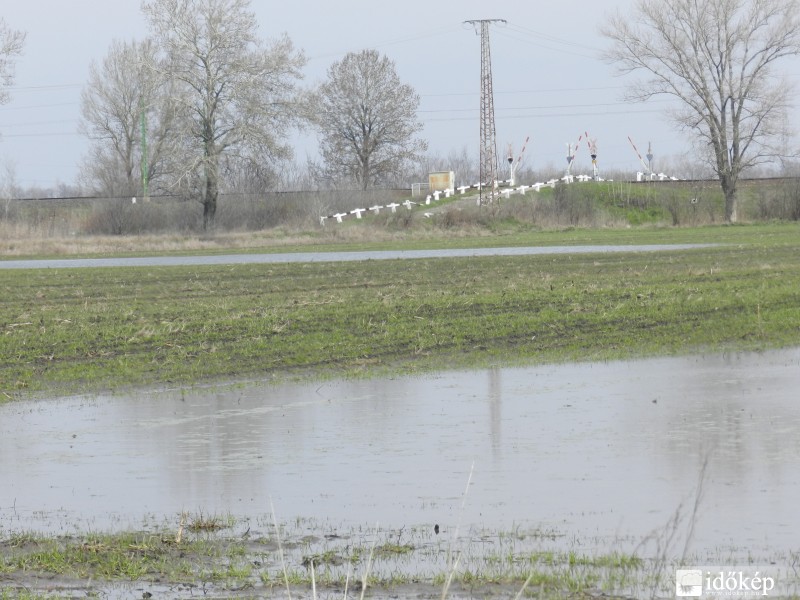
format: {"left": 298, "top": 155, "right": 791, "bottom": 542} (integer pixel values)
{"left": 0, "top": 243, "right": 715, "bottom": 269}
{"left": 1, "top": 348, "right": 799, "bottom": 561}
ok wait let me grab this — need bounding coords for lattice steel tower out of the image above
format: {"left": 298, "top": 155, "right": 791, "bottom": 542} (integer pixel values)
{"left": 465, "top": 19, "right": 505, "bottom": 205}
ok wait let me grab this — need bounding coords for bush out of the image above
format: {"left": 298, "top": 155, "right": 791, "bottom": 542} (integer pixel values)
{"left": 751, "top": 181, "right": 800, "bottom": 221}
{"left": 82, "top": 198, "right": 202, "bottom": 235}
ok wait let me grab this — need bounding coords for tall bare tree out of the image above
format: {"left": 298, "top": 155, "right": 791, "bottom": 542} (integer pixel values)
{"left": 0, "top": 19, "right": 26, "bottom": 106}
{"left": 602, "top": 0, "right": 800, "bottom": 222}
{"left": 314, "top": 49, "right": 427, "bottom": 190}
{"left": 142, "top": 0, "right": 306, "bottom": 228}
{"left": 79, "top": 38, "right": 177, "bottom": 197}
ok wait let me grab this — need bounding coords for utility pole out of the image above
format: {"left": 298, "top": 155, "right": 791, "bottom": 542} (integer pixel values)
{"left": 465, "top": 19, "right": 505, "bottom": 205}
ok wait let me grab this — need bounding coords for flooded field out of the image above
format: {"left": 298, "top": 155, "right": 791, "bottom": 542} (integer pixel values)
{"left": 2, "top": 348, "right": 799, "bottom": 563}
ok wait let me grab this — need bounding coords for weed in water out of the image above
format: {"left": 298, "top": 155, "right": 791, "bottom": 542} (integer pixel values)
{"left": 187, "top": 511, "right": 233, "bottom": 533}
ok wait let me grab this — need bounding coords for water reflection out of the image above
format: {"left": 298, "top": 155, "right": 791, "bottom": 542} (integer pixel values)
{"left": 1, "top": 348, "right": 798, "bottom": 557}
{"left": 488, "top": 367, "right": 502, "bottom": 461}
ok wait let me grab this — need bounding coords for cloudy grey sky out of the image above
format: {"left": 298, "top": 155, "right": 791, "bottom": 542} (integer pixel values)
{"left": 1, "top": 0, "right": 796, "bottom": 191}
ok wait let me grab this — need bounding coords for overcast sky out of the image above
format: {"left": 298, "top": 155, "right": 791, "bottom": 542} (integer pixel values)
{"left": 2, "top": 0, "right": 798, "bottom": 191}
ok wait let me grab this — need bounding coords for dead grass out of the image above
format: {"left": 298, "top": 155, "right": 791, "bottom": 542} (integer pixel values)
{"left": 0, "top": 218, "right": 506, "bottom": 258}
{"left": 0, "top": 225, "right": 294, "bottom": 257}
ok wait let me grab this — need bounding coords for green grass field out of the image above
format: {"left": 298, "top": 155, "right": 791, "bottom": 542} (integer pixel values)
{"left": 2, "top": 223, "right": 799, "bottom": 399}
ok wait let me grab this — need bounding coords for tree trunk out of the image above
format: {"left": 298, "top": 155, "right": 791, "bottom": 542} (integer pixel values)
{"left": 360, "top": 152, "right": 369, "bottom": 190}
{"left": 719, "top": 173, "right": 738, "bottom": 223}
{"left": 203, "top": 166, "right": 218, "bottom": 230}
{"left": 724, "top": 188, "right": 738, "bottom": 223}
{"left": 202, "top": 130, "right": 219, "bottom": 229}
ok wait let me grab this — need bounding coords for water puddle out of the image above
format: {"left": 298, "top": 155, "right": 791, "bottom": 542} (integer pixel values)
{"left": 2, "top": 348, "right": 798, "bottom": 561}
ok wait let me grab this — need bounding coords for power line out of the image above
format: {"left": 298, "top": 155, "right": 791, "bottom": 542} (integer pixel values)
{"left": 6, "top": 83, "right": 83, "bottom": 92}
{"left": 503, "top": 22, "right": 601, "bottom": 52}
{"left": 418, "top": 99, "right": 673, "bottom": 113}
{"left": 420, "top": 85, "right": 626, "bottom": 98}
{"left": 422, "top": 107, "right": 668, "bottom": 122}
{"left": 494, "top": 29, "right": 598, "bottom": 60}
{"left": 0, "top": 101, "right": 80, "bottom": 112}
{"left": 307, "top": 26, "right": 461, "bottom": 62}
{"left": 0, "top": 118, "right": 80, "bottom": 128}
{"left": 0, "top": 131, "right": 79, "bottom": 138}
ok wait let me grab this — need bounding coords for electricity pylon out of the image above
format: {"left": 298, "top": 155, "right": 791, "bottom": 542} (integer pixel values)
{"left": 465, "top": 19, "right": 505, "bottom": 205}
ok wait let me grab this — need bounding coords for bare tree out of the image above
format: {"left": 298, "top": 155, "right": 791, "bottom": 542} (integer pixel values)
{"left": 313, "top": 49, "right": 427, "bottom": 190}
{"left": 142, "top": 0, "right": 306, "bottom": 228}
{"left": 0, "top": 19, "right": 26, "bottom": 106}
{"left": 79, "top": 38, "right": 178, "bottom": 197}
{"left": 602, "top": 0, "right": 800, "bottom": 222}
{"left": 1, "top": 160, "right": 20, "bottom": 218}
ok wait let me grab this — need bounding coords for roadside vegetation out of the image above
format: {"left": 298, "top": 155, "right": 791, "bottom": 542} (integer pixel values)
{"left": 2, "top": 177, "right": 800, "bottom": 243}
